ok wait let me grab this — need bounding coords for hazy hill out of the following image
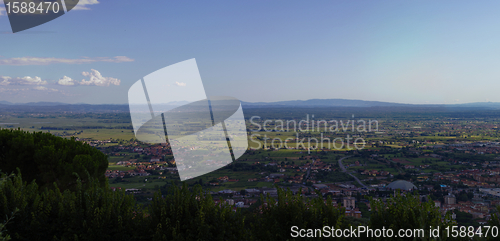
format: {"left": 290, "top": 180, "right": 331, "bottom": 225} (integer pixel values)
{"left": 2, "top": 99, "right": 500, "bottom": 110}
{"left": 242, "top": 99, "right": 411, "bottom": 107}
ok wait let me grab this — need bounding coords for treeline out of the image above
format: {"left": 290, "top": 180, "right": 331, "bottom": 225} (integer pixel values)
{"left": 1, "top": 171, "right": 499, "bottom": 241}
{"left": 0, "top": 129, "right": 108, "bottom": 191}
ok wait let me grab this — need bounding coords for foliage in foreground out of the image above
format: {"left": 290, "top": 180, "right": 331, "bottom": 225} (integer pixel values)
{"left": 0, "top": 171, "right": 144, "bottom": 241}
{"left": 369, "top": 192, "right": 457, "bottom": 241}
{"left": 2, "top": 171, "right": 498, "bottom": 240}
{"left": 149, "top": 184, "right": 249, "bottom": 241}
{"left": 0, "top": 129, "right": 108, "bottom": 191}
{"left": 251, "top": 188, "right": 346, "bottom": 241}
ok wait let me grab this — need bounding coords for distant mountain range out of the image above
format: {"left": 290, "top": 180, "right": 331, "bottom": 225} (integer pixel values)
{"left": 2, "top": 99, "right": 500, "bottom": 109}
{"left": 241, "top": 99, "right": 411, "bottom": 107}
{"left": 0, "top": 101, "right": 69, "bottom": 106}
{"left": 0, "top": 101, "right": 189, "bottom": 106}
{"left": 243, "top": 99, "right": 500, "bottom": 109}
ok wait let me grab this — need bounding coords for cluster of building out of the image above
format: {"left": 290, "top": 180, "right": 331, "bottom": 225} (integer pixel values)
{"left": 98, "top": 137, "right": 500, "bottom": 222}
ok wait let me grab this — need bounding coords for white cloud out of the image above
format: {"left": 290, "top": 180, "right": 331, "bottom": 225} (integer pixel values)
{"left": 0, "top": 1, "right": 4, "bottom": 16}
{"left": 0, "top": 76, "right": 11, "bottom": 85}
{"left": 0, "top": 56, "right": 134, "bottom": 65}
{"left": 33, "top": 86, "right": 59, "bottom": 92}
{"left": 34, "top": 86, "right": 47, "bottom": 91}
{"left": 81, "top": 69, "right": 120, "bottom": 86}
{"left": 0, "top": 87, "right": 30, "bottom": 93}
{"left": 0, "top": 69, "right": 121, "bottom": 88}
{"left": 112, "top": 56, "right": 134, "bottom": 62}
{"left": 18, "top": 76, "right": 47, "bottom": 85}
{"left": 0, "top": 73, "right": 68, "bottom": 95}
{"left": 72, "top": 0, "right": 100, "bottom": 10}
{"left": 0, "top": 86, "right": 62, "bottom": 94}
{"left": 57, "top": 76, "right": 78, "bottom": 86}
{"left": 0, "top": 76, "right": 48, "bottom": 85}
{"left": 56, "top": 69, "right": 120, "bottom": 87}
{"left": 175, "top": 81, "right": 186, "bottom": 87}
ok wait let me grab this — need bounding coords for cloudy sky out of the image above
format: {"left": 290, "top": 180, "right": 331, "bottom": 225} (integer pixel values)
{"left": 1, "top": 0, "right": 500, "bottom": 104}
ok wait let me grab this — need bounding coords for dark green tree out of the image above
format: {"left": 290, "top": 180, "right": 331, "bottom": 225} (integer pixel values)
{"left": 368, "top": 191, "right": 458, "bottom": 240}
{"left": 149, "top": 184, "right": 249, "bottom": 241}
{"left": 250, "top": 188, "right": 346, "bottom": 240}
{"left": 0, "top": 129, "right": 108, "bottom": 191}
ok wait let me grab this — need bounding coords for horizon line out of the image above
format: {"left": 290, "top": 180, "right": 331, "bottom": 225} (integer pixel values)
{"left": 1, "top": 98, "right": 500, "bottom": 106}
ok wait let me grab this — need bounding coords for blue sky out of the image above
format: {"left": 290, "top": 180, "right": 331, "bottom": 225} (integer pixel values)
{"left": 1, "top": 0, "right": 500, "bottom": 104}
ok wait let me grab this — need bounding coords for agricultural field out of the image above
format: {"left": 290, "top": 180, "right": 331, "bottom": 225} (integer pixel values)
{"left": 4, "top": 105, "right": 500, "bottom": 193}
